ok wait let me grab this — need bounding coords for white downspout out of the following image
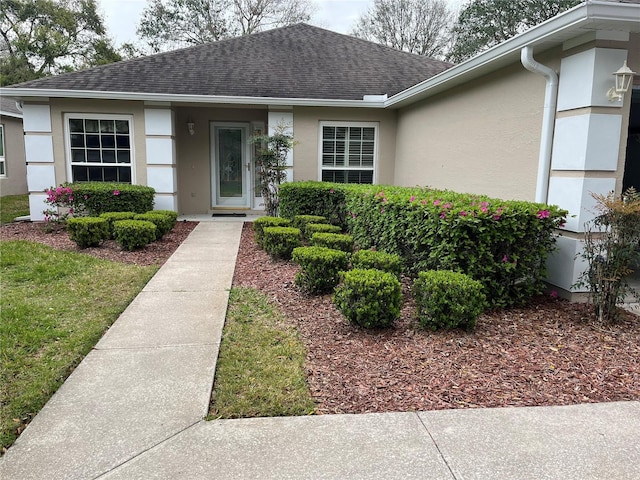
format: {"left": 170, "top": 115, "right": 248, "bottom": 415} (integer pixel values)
{"left": 520, "top": 46, "right": 558, "bottom": 203}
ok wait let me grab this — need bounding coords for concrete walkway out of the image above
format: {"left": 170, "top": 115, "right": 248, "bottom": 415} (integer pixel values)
{"left": 2, "top": 221, "right": 639, "bottom": 480}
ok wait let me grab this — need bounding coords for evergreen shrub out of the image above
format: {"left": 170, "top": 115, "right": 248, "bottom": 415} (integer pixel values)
{"left": 292, "top": 246, "right": 349, "bottom": 294}
{"left": 113, "top": 220, "right": 156, "bottom": 251}
{"left": 333, "top": 268, "right": 402, "bottom": 329}
{"left": 292, "top": 215, "right": 328, "bottom": 230}
{"left": 413, "top": 270, "right": 486, "bottom": 331}
{"left": 253, "top": 216, "right": 291, "bottom": 247}
{"left": 149, "top": 210, "right": 178, "bottom": 229}
{"left": 351, "top": 249, "right": 402, "bottom": 277}
{"left": 99, "top": 211, "right": 136, "bottom": 238}
{"left": 311, "top": 232, "right": 354, "bottom": 252}
{"left": 305, "top": 223, "right": 342, "bottom": 241}
{"left": 66, "top": 217, "right": 109, "bottom": 248}
{"left": 68, "top": 182, "right": 155, "bottom": 215}
{"left": 262, "top": 226, "right": 302, "bottom": 260}
{"left": 134, "top": 213, "right": 172, "bottom": 240}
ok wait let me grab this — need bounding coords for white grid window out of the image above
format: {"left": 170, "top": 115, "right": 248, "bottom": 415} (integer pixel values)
{"left": 0, "top": 125, "right": 5, "bottom": 176}
{"left": 66, "top": 115, "right": 133, "bottom": 183}
{"left": 320, "top": 122, "right": 376, "bottom": 184}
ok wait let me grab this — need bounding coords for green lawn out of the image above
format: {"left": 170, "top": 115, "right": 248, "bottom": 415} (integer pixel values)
{"left": 0, "top": 241, "right": 157, "bottom": 451}
{"left": 209, "top": 287, "right": 316, "bottom": 419}
{"left": 0, "top": 194, "right": 29, "bottom": 224}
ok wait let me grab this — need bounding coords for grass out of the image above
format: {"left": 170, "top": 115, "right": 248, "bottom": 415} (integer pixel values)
{"left": 209, "top": 287, "right": 316, "bottom": 419}
{"left": 0, "top": 240, "right": 158, "bottom": 451}
{"left": 0, "top": 194, "right": 29, "bottom": 224}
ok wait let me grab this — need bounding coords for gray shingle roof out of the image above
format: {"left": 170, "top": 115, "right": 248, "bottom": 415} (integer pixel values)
{"left": 8, "top": 24, "right": 452, "bottom": 101}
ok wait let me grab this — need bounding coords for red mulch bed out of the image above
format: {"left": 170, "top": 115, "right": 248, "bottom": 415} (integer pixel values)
{"left": 232, "top": 223, "right": 640, "bottom": 414}
{"left": 0, "top": 220, "right": 197, "bottom": 266}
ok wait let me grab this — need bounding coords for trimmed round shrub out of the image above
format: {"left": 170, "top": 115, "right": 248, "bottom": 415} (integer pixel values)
{"left": 113, "top": 219, "right": 157, "bottom": 251}
{"left": 413, "top": 270, "right": 486, "bottom": 331}
{"left": 304, "top": 223, "right": 341, "bottom": 241}
{"left": 262, "top": 226, "right": 302, "bottom": 260}
{"left": 333, "top": 268, "right": 402, "bottom": 329}
{"left": 351, "top": 249, "right": 402, "bottom": 277}
{"left": 253, "top": 216, "right": 291, "bottom": 247}
{"left": 134, "top": 213, "right": 172, "bottom": 240}
{"left": 292, "top": 246, "right": 349, "bottom": 294}
{"left": 148, "top": 210, "right": 178, "bottom": 229}
{"left": 99, "top": 211, "right": 136, "bottom": 238}
{"left": 311, "top": 232, "right": 354, "bottom": 252}
{"left": 292, "top": 215, "right": 328, "bottom": 231}
{"left": 66, "top": 217, "right": 109, "bottom": 248}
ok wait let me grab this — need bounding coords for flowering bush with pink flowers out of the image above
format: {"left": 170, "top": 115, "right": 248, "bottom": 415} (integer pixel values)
{"left": 279, "top": 182, "right": 566, "bottom": 307}
{"left": 43, "top": 185, "right": 81, "bottom": 230}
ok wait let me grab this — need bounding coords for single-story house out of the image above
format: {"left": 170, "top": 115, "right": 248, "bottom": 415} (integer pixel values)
{"left": 0, "top": 97, "right": 27, "bottom": 196}
{"left": 1, "top": 0, "right": 638, "bottom": 298}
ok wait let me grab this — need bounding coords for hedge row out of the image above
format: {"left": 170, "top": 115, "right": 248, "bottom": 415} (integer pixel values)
{"left": 279, "top": 182, "right": 566, "bottom": 307}
{"left": 66, "top": 182, "right": 155, "bottom": 216}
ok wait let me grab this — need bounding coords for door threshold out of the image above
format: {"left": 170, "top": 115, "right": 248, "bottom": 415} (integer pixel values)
{"left": 211, "top": 212, "right": 247, "bottom": 217}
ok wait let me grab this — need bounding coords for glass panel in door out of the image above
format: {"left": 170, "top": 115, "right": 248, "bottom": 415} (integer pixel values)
{"left": 213, "top": 125, "right": 249, "bottom": 207}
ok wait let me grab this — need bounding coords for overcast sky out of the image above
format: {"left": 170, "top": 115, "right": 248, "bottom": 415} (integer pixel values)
{"left": 97, "top": 0, "right": 463, "bottom": 46}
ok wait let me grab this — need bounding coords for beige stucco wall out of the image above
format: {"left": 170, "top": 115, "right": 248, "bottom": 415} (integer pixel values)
{"left": 49, "top": 98, "right": 147, "bottom": 186}
{"left": 174, "top": 105, "right": 268, "bottom": 214}
{"left": 0, "top": 114, "right": 27, "bottom": 196}
{"left": 292, "top": 106, "right": 398, "bottom": 185}
{"left": 394, "top": 56, "right": 559, "bottom": 201}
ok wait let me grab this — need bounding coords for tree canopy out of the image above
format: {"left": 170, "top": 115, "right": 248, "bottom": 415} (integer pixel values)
{"left": 448, "top": 0, "right": 581, "bottom": 63}
{"left": 0, "top": 0, "right": 122, "bottom": 85}
{"left": 351, "top": 0, "right": 453, "bottom": 59}
{"left": 137, "top": 0, "right": 313, "bottom": 53}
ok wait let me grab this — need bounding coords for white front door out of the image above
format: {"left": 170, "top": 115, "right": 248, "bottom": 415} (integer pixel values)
{"left": 211, "top": 123, "right": 250, "bottom": 208}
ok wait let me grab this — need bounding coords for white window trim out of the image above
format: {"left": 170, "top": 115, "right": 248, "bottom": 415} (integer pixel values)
{"left": 0, "top": 124, "right": 5, "bottom": 177}
{"left": 318, "top": 121, "right": 378, "bottom": 184}
{"left": 64, "top": 113, "right": 136, "bottom": 183}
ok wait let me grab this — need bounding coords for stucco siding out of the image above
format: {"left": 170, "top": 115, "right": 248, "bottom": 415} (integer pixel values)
{"left": 292, "top": 107, "right": 397, "bottom": 185}
{"left": 0, "top": 115, "right": 27, "bottom": 196}
{"left": 48, "top": 99, "right": 147, "bottom": 187}
{"left": 394, "top": 61, "right": 551, "bottom": 201}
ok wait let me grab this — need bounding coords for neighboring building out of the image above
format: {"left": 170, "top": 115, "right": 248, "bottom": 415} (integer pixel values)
{"left": 1, "top": 0, "right": 639, "bottom": 298}
{"left": 0, "top": 97, "right": 27, "bottom": 196}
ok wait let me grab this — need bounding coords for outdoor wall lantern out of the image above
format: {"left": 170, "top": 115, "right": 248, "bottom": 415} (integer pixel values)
{"left": 187, "top": 118, "right": 195, "bottom": 136}
{"left": 607, "top": 60, "right": 636, "bottom": 102}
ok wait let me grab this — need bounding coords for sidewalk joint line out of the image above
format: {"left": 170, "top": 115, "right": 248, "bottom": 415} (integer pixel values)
{"left": 415, "top": 413, "right": 461, "bottom": 480}
{"left": 92, "top": 420, "right": 203, "bottom": 480}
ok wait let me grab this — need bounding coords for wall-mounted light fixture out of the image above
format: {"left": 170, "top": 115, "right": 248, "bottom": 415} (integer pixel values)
{"left": 187, "top": 118, "right": 195, "bottom": 136}
{"left": 607, "top": 60, "right": 636, "bottom": 102}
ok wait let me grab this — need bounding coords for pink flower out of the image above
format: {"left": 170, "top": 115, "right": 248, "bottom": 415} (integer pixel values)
{"left": 459, "top": 211, "right": 468, "bottom": 217}
{"left": 409, "top": 196, "right": 416, "bottom": 202}
{"left": 502, "top": 255, "right": 508, "bottom": 263}
{"left": 443, "top": 203, "right": 452, "bottom": 209}
{"left": 329, "top": 189, "right": 335, "bottom": 194}
{"left": 493, "top": 214, "right": 501, "bottom": 221}
{"left": 537, "top": 210, "right": 550, "bottom": 219}
{"left": 550, "top": 290, "right": 558, "bottom": 299}
{"left": 440, "top": 213, "right": 446, "bottom": 219}
{"left": 433, "top": 200, "right": 441, "bottom": 206}
{"left": 84, "top": 195, "right": 88, "bottom": 200}
{"left": 113, "top": 190, "right": 120, "bottom": 196}
{"left": 480, "top": 206, "right": 488, "bottom": 213}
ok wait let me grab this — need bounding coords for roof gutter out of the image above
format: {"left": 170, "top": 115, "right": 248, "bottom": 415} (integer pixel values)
{"left": 0, "top": 88, "right": 388, "bottom": 109}
{"left": 520, "top": 46, "right": 558, "bottom": 204}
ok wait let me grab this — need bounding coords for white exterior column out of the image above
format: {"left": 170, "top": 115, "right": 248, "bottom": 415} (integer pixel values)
{"left": 144, "top": 108, "right": 177, "bottom": 211}
{"left": 546, "top": 42, "right": 629, "bottom": 295}
{"left": 23, "top": 104, "right": 55, "bottom": 221}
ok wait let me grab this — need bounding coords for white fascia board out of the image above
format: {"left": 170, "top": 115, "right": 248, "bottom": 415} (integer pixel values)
{"left": 0, "top": 88, "right": 387, "bottom": 109}
{"left": 0, "top": 111, "right": 23, "bottom": 119}
{"left": 385, "top": 1, "right": 640, "bottom": 109}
